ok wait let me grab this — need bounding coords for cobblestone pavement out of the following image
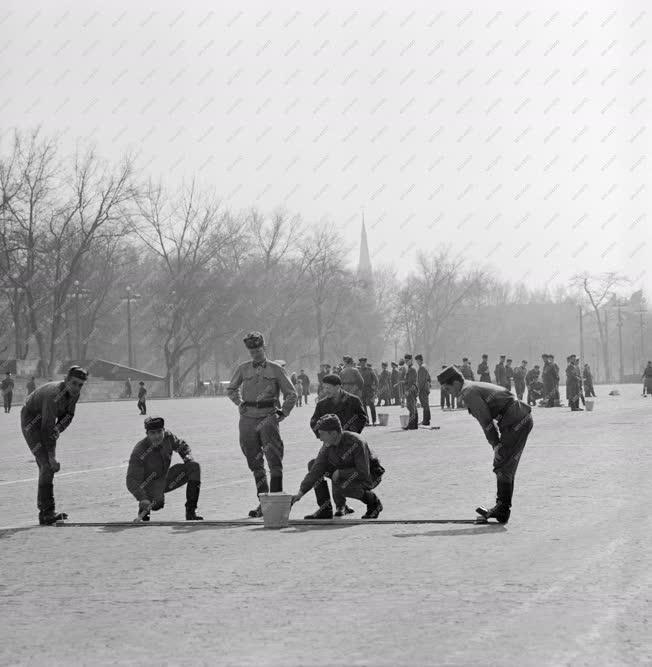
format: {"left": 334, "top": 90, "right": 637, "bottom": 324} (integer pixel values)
{"left": 1, "top": 386, "right": 650, "bottom": 666}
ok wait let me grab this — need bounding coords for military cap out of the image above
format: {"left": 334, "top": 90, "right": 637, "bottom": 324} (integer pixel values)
{"left": 522, "top": 360, "right": 528, "bottom": 364}
{"left": 144, "top": 416, "right": 165, "bottom": 431}
{"left": 482, "top": 353, "right": 488, "bottom": 359}
{"left": 398, "top": 359, "right": 405, "bottom": 365}
{"left": 506, "top": 358, "right": 512, "bottom": 363}
{"left": 342, "top": 355, "right": 353, "bottom": 363}
{"left": 499, "top": 355, "right": 506, "bottom": 359}
{"left": 437, "top": 365, "right": 465, "bottom": 386}
{"left": 404, "top": 354, "right": 412, "bottom": 360}
{"left": 67, "top": 365, "right": 88, "bottom": 381}
{"left": 359, "top": 357, "right": 367, "bottom": 363}
{"left": 415, "top": 354, "right": 423, "bottom": 361}
{"left": 243, "top": 331, "right": 265, "bottom": 349}
{"left": 534, "top": 364, "right": 540, "bottom": 368}
{"left": 314, "top": 413, "right": 342, "bottom": 433}
{"left": 322, "top": 374, "right": 342, "bottom": 386}
{"left": 462, "top": 357, "right": 469, "bottom": 362}
{"left": 391, "top": 361, "right": 398, "bottom": 367}
{"left": 381, "top": 362, "right": 388, "bottom": 367}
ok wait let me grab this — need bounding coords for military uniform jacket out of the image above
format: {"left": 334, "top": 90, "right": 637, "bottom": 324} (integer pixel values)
{"left": 126, "top": 431, "right": 192, "bottom": 501}
{"left": 310, "top": 390, "right": 367, "bottom": 435}
{"left": 360, "top": 367, "right": 378, "bottom": 396}
{"left": 505, "top": 366, "right": 514, "bottom": 384}
{"left": 299, "top": 431, "right": 373, "bottom": 495}
{"left": 494, "top": 363, "right": 506, "bottom": 386}
{"left": 477, "top": 361, "right": 491, "bottom": 382}
{"left": 340, "top": 366, "right": 364, "bottom": 394}
{"left": 298, "top": 373, "right": 310, "bottom": 391}
{"left": 513, "top": 367, "right": 527, "bottom": 385}
{"left": 643, "top": 366, "right": 652, "bottom": 379}
{"left": 1, "top": 377, "right": 14, "bottom": 393}
{"left": 417, "top": 365, "right": 431, "bottom": 393}
{"left": 461, "top": 365, "right": 475, "bottom": 381}
{"left": 404, "top": 366, "right": 418, "bottom": 396}
{"left": 525, "top": 369, "right": 539, "bottom": 386}
{"left": 21, "top": 381, "right": 80, "bottom": 451}
{"left": 378, "top": 369, "right": 391, "bottom": 390}
{"left": 227, "top": 358, "right": 297, "bottom": 418}
{"left": 460, "top": 380, "right": 532, "bottom": 447}
{"left": 138, "top": 386, "right": 147, "bottom": 400}
{"left": 390, "top": 368, "right": 399, "bottom": 388}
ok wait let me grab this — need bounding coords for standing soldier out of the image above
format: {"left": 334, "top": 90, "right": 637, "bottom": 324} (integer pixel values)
{"left": 513, "top": 361, "right": 528, "bottom": 400}
{"left": 437, "top": 365, "right": 533, "bottom": 524}
{"left": 390, "top": 362, "right": 400, "bottom": 405}
{"left": 359, "top": 357, "right": 378, "bottom": 426}
{"left": 398, "top": 358, "right": 407, "bottom": 407}
{"left": 641, "top": 361, "right": 652, "bottom": 397}
{"left": 340, "top": 356, "right": 364, "bottom": 398}
{"left": 505, "top": 359, "right": 514, "bottom": 393}
{"left": 541, "top": 355, "right": 553, "bottom": 407}
{"left": 525, "top": 364, "right": 540, "bottom": 406}
{"left": 573, "top": 357, "right": 586, "bottom": 407}
{"left": 137, "top": 381, "right": 147, "bottom": 415}
{"left": 227, "top": 332, "right": 297, "bottom": 517}
{"left": 550, "top": 354, "right": 561, "bottom": 406}
{"left": 21, "top": 366, "right": 88, "bottom": 524}
{"left": 402, "top": 354, "right": 419, "bottom": 429}
{"left": 377, "top": 362, "right": 391, "bottom": 407}
{"left": 298, "top": 369, "right": 310, "bottom": 406}
{"left": 294, "top": 373, "right": 304, "bottom": 406}
{"left": 124, "top": 378, "right": 132, "bottom": 399}
{"left": 566, "top": 354, "right": 583, "bottom": 411}
{"left": 26, "top": 376, "right": 37, "bottom": 396}
{"left": 415, "top": 354, "right": 431, "bottom": 426}
{"left": 2, "top": 371, "right": 15, "bottom": 413}
{"left": 494, "top": 355, "right": 507, "bottom": 390}
{"left": 583, "top": 363, "right": 596, "bottom": 397}
{"left": 477, "top": 354, "right": 492, "bottom": 383}
{"left": 126, "top": 416, "right": 203, "bottom": 521}
{"left": 458, "top": 358, "right": 475, "bottom": 408}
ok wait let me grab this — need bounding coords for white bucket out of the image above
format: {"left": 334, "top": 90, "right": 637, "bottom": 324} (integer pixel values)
{"left": 378, "top": 413, "right": 389, "bottom": 426}
{"left": 399, "top": 414, "right": 409, "bottom": 428}
{"left": 259, "top": 493, "right": 293, "bottom": 529}
{"left": 585, "top": 399, "right": 595, "bottom": 412}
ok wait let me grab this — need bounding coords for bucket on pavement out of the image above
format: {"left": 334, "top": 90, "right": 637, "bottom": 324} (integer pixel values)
{"left": 585, "top": 399, "right": 595, "bottom": 412}
{"left": 259, "top": 492, "right": 293, "bottom": 529}
{"left": 399, "top": 414, "right": 409, "bottom": 428}
{"left": 377, "top": 413, "right": 389, "bottom": 426}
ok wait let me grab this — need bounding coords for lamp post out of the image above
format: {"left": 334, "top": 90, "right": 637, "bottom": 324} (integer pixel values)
{"left": 71, "top": 281, "right": 91, "bottom": 361}
{"left": 122, "top": 286, "right": 141, "bottom": 368}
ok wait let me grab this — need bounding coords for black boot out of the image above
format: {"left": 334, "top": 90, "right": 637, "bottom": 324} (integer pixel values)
{"left": 304, "top": 502, "right": 333, "bottom": 519}
{"left": 269, "top": 474, "right": 283, "bottom": 493}
{"left": 361, "top": 491, "right": 383, "bottom": 519}
{"left": 39, "top": 510, "right": 68, "bottom": 525}
{"left": 476, "top": 480, "right": 513, "bottom": 524}
{"left": 334, "top": 505, "right": 355, "bottom": 517}
{"left": 185, "top": 480, "right": 203, "bottom": 520}
{"left": 248, "top": 504, "right": 263, "bottom": 518}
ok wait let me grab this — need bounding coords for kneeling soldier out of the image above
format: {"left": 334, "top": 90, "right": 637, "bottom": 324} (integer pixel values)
{"left": 126, "top": 416, "right": 203, "bottom": 521}
{"left": 292, "top": 414, "right": 383, "bottom": 520}
{"left": 437, "top": 365, "right": 533, "bottom": 524}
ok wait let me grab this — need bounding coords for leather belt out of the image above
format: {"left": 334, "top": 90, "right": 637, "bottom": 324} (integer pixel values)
{"left": 241, "top": 400, "right": 276, "bottom": 408}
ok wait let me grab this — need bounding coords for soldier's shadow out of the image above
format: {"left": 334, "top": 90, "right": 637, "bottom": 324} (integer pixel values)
{"left": 249, "top": 524, "right": 358, "bottom": 533}
{"left": 394, "top": 525, "right": 507, "bottom": 538}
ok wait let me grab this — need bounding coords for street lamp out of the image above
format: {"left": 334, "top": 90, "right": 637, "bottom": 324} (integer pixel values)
{"left": 71, "top": 280, "right": 91, "bottom": 361}
{"left": 122, "top": 286, "right": 141, "bottom": 368}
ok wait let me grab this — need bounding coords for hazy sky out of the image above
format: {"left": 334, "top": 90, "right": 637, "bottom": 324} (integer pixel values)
{"left": 2, "top": 0, "right": 650, "bottom": 295}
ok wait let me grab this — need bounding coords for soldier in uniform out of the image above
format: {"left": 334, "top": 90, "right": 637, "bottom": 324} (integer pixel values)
{"left": 550, "top": 354, "right": 561, "bottom": 406}
{"left": 359, "top": 357, "right": 378, "bottom": 426}
{"left": 2, "top": 371, "right": 14, "bottom": 413}
{"left": 415, "top": 354, "right": 431, "bottom": 426}
{"left": 298, "top": 369, "right": 310, "bottom": 405}
{"left": 126, "top": 416, "right": 203, "bottom": 521}
{"left": 583, "top": 363, "right": 596, "bottom": 397}
{"left": 390, "top": 362, "right": 400, "bottom": 405}
{"left": 377, "top": 362, "right": 391, "bottom": 406}
{"left": 398, "top": 359, "right": 407, "bottom": 407}
{"left": 21, "top": 365, "right": 88, "bottom": 525}
{"left": 137, "top": 381, "right": 147, "bottom": 414}
{"left": 458, "top": 358, "right": 475, "bottom": 408}
{"left": 437, "top": 365, "right": 533, "bottom": 524}
{"left": 513, "top": 361, "right": 527, "bottom": 400}
{"left": 440, "top": 365, "right": 452, "bottom": 410}
{"left": 525, "top": 364, "right": 541, "bottom": 405}
{"left": 494, "top": 355, "right": 507, "bottom": 390}
{"left": 477, "top": 354, "right": 491, "bottom": 383}
{"left": 26, "top": 376, "right": 37, "bottom": 396}
{"left": 505, "top": 359, "right": 514, "bottom": 392}
{"left": 227, "top": 331, "right": 297, "bottom": 517}
{"left": 403, "top": 354, "right": 419, "bottom": 429}
{"left": 541, "top": 355, "right": 553, "bottom": 407}
{"left": 340, "top": 355, "right": 364, "bottom": 398}
{"left": 124, "top": 378, "right": 132, "bottom": 399}
{"left": 292, "top": 414, "right": 384, "bottom": 520}
{"left": 641, "top": 361, "right": 652, "bottom": 397}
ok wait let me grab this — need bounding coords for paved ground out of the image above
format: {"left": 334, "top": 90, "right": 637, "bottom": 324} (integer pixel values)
{"left": 1, "top": 385, "right": 651, "bottom": 666}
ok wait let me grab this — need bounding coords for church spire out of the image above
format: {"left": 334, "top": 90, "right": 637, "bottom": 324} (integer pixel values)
{"left": 357, "top": 211, "right": 373, "bottom": 287}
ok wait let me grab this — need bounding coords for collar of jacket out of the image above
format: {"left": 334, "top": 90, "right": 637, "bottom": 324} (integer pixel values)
{"left": 252, "top": 359, "right": 267, "bottom": 369}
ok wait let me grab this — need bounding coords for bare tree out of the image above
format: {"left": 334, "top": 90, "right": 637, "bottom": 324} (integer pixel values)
{"left": 570, "top": 272, "right": 630, "bottom": 382}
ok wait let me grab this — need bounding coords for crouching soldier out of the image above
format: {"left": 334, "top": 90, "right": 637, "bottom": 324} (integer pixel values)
{"left": 126, "top": 416, "right": 203, "bottom": 521}
{"left": 21, "top": 365, "right": 88, "bottom": 525}
{"left": 292, "top": 414, "right": 384, "bottom": 519}
{"left": 437, "top": 366, "right": 533, "bottom": 524}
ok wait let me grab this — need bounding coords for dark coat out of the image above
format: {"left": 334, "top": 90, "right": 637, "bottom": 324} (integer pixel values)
{"left": 310, "top": 390, "right": 367, "bottom": 435}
